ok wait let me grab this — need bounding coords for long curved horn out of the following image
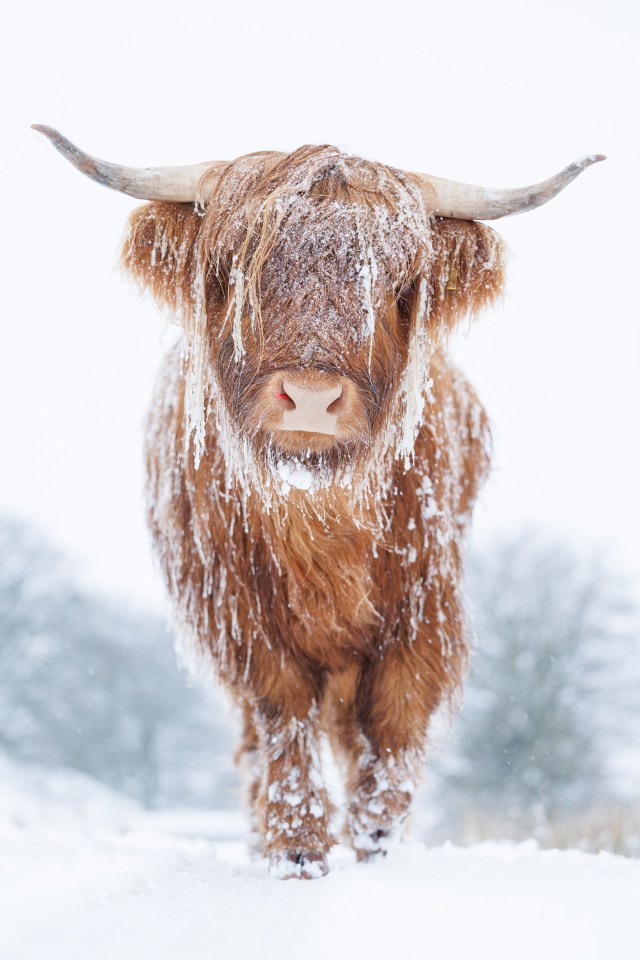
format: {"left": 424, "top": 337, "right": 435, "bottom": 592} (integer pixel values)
{"left": 32, "top": 125, "right": 225, "bottom": 202}
{"left": 409, "top": 155, "right": 606, "bottom": 220}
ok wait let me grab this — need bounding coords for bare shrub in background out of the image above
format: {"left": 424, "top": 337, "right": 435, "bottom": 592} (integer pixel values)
{"left": 0, "top": 516, "right": 238, "bottom": 809}
{"left": 419, "top": 534, "right": 640, "bottom": 855}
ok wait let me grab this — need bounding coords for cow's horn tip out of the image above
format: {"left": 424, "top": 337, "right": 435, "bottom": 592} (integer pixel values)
{"left": 584, "top": 153, "right": 607, "bottom": 166}
{"left": 32, "top": 124, "right": 58, "bottom": 140}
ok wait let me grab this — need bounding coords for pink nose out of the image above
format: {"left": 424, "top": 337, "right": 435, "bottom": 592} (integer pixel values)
{"left": 276, "top": 379, "right": 344, "bottom": 435}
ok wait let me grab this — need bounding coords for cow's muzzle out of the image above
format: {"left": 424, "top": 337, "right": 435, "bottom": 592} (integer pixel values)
{"left": 257, "top": 370, "right": 366, "bottom": 449}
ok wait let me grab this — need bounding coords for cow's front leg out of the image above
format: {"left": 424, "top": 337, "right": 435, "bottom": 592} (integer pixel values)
{"left": 347, "top": 742, "right": 417, "bottom": 860}
{"left": 251, "top": 671, "right": 333, "bottom": 879}
{"left": 346, "top": 643, "right": 443, "bottom": 859}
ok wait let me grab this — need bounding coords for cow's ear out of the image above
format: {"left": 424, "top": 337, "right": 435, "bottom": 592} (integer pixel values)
{"left": 121, "top": 202, "right": 204, "bottom": 314}
{"left": 426, "top": 218, "right": 506, "bottom": 334}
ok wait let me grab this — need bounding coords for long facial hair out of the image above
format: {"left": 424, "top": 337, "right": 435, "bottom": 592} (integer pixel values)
{"left": 198, "top": 147, "right": 434, "bottom": 507}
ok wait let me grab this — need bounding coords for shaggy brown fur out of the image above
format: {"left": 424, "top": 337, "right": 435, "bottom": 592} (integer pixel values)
{"left": 121, "top": 145, "right": 504, "bottom": 878}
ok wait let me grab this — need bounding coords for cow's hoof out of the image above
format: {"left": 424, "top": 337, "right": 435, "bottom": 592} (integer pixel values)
{"left": 269, "top": 850, "right": 330, "bottom": 880}
{"left": 356, "top": 846, "right": 387, "bottom": 863}
{"left": 353, "top": 828, "right": 391, "bottom": 862}
{"left": 299, "top": 851, "right": 330, "bottom": 880}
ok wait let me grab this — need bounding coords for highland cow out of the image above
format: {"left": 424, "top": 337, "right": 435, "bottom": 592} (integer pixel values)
{"left": 34, "top": 126, "right": 603, "bottom": 878}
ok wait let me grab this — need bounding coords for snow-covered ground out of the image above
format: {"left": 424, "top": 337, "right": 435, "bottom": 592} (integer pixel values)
{"left": 1, "top": 756, "right": 638, "bottom": 960}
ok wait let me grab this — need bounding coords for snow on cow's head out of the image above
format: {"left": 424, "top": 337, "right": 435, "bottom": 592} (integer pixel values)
{"left": 122, "top": 145, "right": 505, "bottom": 483}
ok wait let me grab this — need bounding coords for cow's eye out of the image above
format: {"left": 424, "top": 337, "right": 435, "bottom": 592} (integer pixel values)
{"left": 396, "top": 283, "right": 414, "bottom": 319}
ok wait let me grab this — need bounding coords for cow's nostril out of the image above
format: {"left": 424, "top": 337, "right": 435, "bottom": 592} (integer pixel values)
{"left": 274, "top": 388, "right": 295, "bottom": 407}
{"left": 325, "top": 390, "right": 343, "bottom": 415}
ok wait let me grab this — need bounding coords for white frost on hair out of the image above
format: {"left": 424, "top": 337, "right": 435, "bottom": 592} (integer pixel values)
{"left": 183, "top": 269, "right": 209, "bottom": 468}
{"left": 395, "top": 276, "right": 435, "bottom": 470}
{"left": 355, "top": 208, "right": 379, "bottom": 344}
{"left": 276, "top": 459, "right": 315, "bottom": 493}
{"left": 228, "top": 260, "right": 246, "bottom": 364}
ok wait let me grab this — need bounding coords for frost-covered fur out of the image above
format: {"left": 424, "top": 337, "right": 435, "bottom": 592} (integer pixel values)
{"left": 121, "top": 145, "right": 504, "bottom": 877}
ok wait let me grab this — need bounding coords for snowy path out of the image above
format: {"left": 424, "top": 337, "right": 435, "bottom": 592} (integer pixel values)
{"left": 2, "top": 801, "right": 639, "bottom": 960}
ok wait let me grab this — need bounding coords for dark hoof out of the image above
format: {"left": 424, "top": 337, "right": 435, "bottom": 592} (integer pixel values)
{"left": 356, "top": 846, "right": 388, "bottom": 863}
{"left": 269, "top": 850, "right": 330, "bottom": 880}
{"left": 354, "top": 829, "right": 390, "bottom": 862}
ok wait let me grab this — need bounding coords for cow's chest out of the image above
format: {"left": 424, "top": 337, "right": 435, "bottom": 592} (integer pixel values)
{"left": 262, "top": 500, "right": 382, "bottom": 666}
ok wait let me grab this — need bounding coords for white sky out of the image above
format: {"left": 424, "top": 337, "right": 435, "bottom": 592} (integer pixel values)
{"left": 2, "top": 0, "right": 638, "bottom": 612}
